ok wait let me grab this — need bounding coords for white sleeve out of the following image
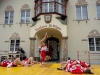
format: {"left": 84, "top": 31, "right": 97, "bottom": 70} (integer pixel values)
{"left": 7, "top": 63, "right": 12, "bottom": 68}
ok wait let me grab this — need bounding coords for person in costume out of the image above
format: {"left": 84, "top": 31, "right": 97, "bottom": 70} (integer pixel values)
{"left": 1, "top": 57, "right": 38, "bottom": 68}
{"left": 40, "top": 32, "right": 48, "bottom": 66}
{"left": 69, "top": 64, "right": 94, "bottom": 74}
{"left": 57, "top": 59, "right": 94, "bottom": 74}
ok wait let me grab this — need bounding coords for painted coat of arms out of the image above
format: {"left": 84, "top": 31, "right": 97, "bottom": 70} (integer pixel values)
{"left": 44, "top": 15, "right": 52, "bottom": 23}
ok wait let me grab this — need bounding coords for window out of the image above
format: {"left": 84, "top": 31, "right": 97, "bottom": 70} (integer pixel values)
{"left": 97, "top": 5, "right": 100, "bottom": 19}
{"left": 35, "top": 0, "right": 66, "bottom": 16}
{"left": 56, "top": 0, "right": 64, "bottom": 14}
{"left": 43, "top": 0, "right": 54, "bottom": 2}
{"left": 9, "top": 40, "right": 20, "bottom": 52}
{"left": 76, "top": 6, "right": 88, "bottom": 20}
{"left": 4, "top": 11, "right": 14, "bottom": 24}
{"left": 21, "top": 10, "right": 30, "bottom": 23}
{"left": 88, "top": 38, "right": 100, "bottom": 51}
{"left": 42, "top": 1, "right": 54, "bottom": 13}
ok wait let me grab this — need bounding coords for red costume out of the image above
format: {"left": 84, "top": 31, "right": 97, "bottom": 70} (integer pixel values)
{"left": 40, "top": 45, "right": 47, "bottom": 65}
{"left": 66, "top": 63, "right": 73, "bottom": 72}
{"left": 1, "top": 60, "right": 14, "bottom": 67}
{"left": 80, "top": 61, "right": 89, "bottom": 68}
{"left": 1, "top": 60, "right": 8, "bottom": 67}
{"left": 68, "top": 60, "right": 76, "bottom": 64}
{"left": 70, "top": 65, "right": 84, "bottom": 74}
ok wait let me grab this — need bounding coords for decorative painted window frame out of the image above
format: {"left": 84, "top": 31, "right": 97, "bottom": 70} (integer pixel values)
{"left": 88, "top": 29, "right": 100, "bottom": 53}
{"left": 20, "top": 4, "right": 31, "bottom": 24}
{"left": 75, "top": 0, "right": 89, "bottom": 21}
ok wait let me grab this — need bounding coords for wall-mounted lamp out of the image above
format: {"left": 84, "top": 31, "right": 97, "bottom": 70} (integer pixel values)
{"left": 61, "top": 15, "right": 67, "bottom": 20}
{"left": 56, "top": 15, "right": 67, "bottom": 21}
{"left": 32, "top": 17, "right": 40, "bottom": 22}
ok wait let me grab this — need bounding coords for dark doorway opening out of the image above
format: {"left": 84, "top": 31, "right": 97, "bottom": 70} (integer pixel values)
{"left": 46, "top": 37, "right": 59, "bottom": 61}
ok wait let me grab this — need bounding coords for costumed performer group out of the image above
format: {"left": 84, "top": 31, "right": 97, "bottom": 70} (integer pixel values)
{"left": 57, "top": 59, "right": 94, "bottom": 74}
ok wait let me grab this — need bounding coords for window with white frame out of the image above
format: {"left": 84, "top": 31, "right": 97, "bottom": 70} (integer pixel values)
{"left": 9, "top": 39, "right": 20, "bottom": 52}
{"left": 88, "top": 38, "right": 100, "bottom": 51}
{"left": 97, "top": 5, "right": 100, "bottom": 19}
{"left": 43, "top": 0, "right": 54, "bottom": 2}
{"left": 36, "top": 6, "right": 40, "bottom": 16}
{"left": 76, "top": 6, "right": 88, "bottom": 20}
{"left": 42, "top": 0, "right": 54, "bottom": 13}
{"left": 56, "top": 0, "right": 64, "bottom": 14}
{"left": 35, "top": 0, "right": 66, "bottom": 16}
{"left": 21, "top": 10, "right": 30, "bottom": 23}
{"left": 56, "top": 4, "right": 63, "bottom": 14}
{"left": 4, "top": 11, "right": 14, "bottom": 24}
{"left": 36, "top": 0, "right": 40, "bottom": 15}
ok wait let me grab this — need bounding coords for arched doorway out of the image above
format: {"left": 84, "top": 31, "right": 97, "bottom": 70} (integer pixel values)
{"left": 46, "top": 37, "right": 59, "bottom": 61}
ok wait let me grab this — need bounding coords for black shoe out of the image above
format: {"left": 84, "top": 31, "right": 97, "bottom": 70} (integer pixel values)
{"left": 57, "top": 68, "right": 62, "bottom": 70}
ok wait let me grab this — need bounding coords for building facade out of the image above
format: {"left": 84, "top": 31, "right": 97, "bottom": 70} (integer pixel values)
{"left": 0, "top": 0, "right": 100, "bottom": 63}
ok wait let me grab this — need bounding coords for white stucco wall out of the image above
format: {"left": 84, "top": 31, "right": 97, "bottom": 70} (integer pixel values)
{"left": 67, "top": 0, "right": 100, "bottom": 62}
{"left": 0, "top": 0, "right": 35, "bottom": 57}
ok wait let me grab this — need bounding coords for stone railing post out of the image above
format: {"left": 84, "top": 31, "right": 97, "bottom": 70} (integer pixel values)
{"left": 62, "top": 37, "right": 68, "bottom": 61}
{"left": 29, "top": 37, "right": 36, "bottom": 58}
